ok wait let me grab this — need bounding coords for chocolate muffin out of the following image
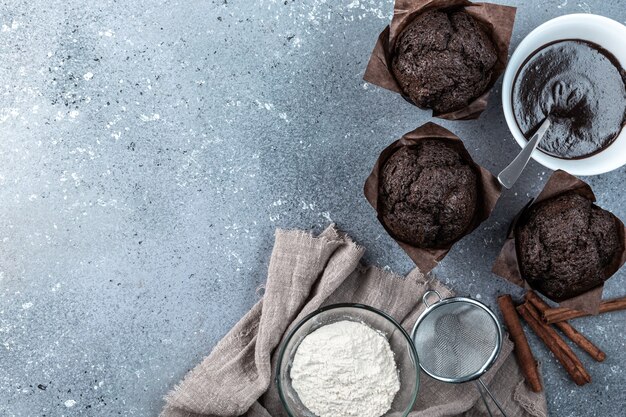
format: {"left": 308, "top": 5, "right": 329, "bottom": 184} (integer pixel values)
{"left": 515, "top": 192, "right": 622, "bottom": 301}
{"left": 392, "top": 9, "right": 497, "bottom": 113}
{"left": 379, "top": 140, "right": 479, "bottom": 248}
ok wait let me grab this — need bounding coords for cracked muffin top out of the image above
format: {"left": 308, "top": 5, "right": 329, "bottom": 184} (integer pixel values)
{"left": 379, "top": 140, "right": 479, "bottom": 248}
{"left": 392, "top": 9, "right": 497, "bottom": 114}
{"left": 515, "top": 192, "right": 623, "bottom": 301}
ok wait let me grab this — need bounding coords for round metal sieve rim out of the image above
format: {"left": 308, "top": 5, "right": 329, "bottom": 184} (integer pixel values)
{"left": 410, "top": 296, "right": 503, "bottom": 384}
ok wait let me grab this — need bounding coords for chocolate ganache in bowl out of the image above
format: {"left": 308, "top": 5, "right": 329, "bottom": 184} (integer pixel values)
{"left": 502, "top": 13, "right": 626, "bottom": 175}
{"left": 512, "top": 39, "right": 626, "bottom": 159}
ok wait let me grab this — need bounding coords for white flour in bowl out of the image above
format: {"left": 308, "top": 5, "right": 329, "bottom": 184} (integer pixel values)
{"left": 290, "top": 320, "right": 400, "bottom": 417}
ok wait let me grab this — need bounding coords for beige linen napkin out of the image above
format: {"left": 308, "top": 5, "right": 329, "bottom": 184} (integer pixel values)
{"left": 161, "top": 225, "right": 547, "bottom": 417}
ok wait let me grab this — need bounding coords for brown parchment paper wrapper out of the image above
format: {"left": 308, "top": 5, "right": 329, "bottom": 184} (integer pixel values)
{"left": 363, "top": 0, "right": 517, "bottom": 120}
{"left": 364, "top": 122, "right": 502, "bottom": 273}
{"left": 492, "top": 170, "right": 626, "bottom": 314}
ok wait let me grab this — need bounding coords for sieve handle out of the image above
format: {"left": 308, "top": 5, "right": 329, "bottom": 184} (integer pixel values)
{"left": 476, "top": 382, "right": 495, "bottom": 417}
{"left": 422, "top": 290, "right": 442, "bottom": 308}
{"left": 477, "top": 379, "right": 509, "bottom": 417}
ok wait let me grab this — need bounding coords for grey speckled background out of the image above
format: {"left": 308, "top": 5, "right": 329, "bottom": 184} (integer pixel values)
{"left": 0, "top": 0, "right": 624, "bottom": 415}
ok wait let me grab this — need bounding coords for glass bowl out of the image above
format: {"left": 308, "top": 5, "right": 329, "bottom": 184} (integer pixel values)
{"left": 276, "top": 303, "right": 419, "bottom": 417}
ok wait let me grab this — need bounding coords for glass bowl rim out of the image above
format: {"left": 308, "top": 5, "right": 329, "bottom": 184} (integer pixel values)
{"left": 275, "top": 302, "right": 420, "bottom": 417}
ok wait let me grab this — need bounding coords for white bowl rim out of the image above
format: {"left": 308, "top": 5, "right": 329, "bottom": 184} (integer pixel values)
{"left": 502, "top": 13, "right": 626, "bottom": 176}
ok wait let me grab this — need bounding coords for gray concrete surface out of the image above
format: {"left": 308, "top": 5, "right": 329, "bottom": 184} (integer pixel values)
{"left": 0, "top": 0, "right": 624, "bottom": 415}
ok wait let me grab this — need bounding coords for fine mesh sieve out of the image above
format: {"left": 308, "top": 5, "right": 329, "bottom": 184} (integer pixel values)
{"left": 412, "top": 291, "right": 508, "bottom": 417}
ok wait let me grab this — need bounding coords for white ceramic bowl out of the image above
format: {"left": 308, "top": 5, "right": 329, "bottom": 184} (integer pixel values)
{"left": 502, "top": 14, "right": 626, "bottom": 176}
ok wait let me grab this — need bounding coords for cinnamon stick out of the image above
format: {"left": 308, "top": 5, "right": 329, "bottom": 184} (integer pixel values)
{"left": 523, "top": 302, "right": 591, "bottom": 383}
{"left": 525, "top": 292, "right": 606, "bottom": 362}
{"left": 542, "top": 296, "right": 626, "bottom": 324}
{"left": 517, "top": 303, "right": 590, "bottom": 386}
{"left": 497, "top": 295, "right": 542, "bottom": 392}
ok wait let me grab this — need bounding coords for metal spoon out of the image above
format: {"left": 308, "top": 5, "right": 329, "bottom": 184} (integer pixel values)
{"left": 498, "top": 117, "right": 551, "bottom": 189}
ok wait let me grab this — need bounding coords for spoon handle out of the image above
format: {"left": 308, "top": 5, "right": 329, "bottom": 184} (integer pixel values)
{"left": 498, "top": 118, "right": 551, "bottom": 189}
